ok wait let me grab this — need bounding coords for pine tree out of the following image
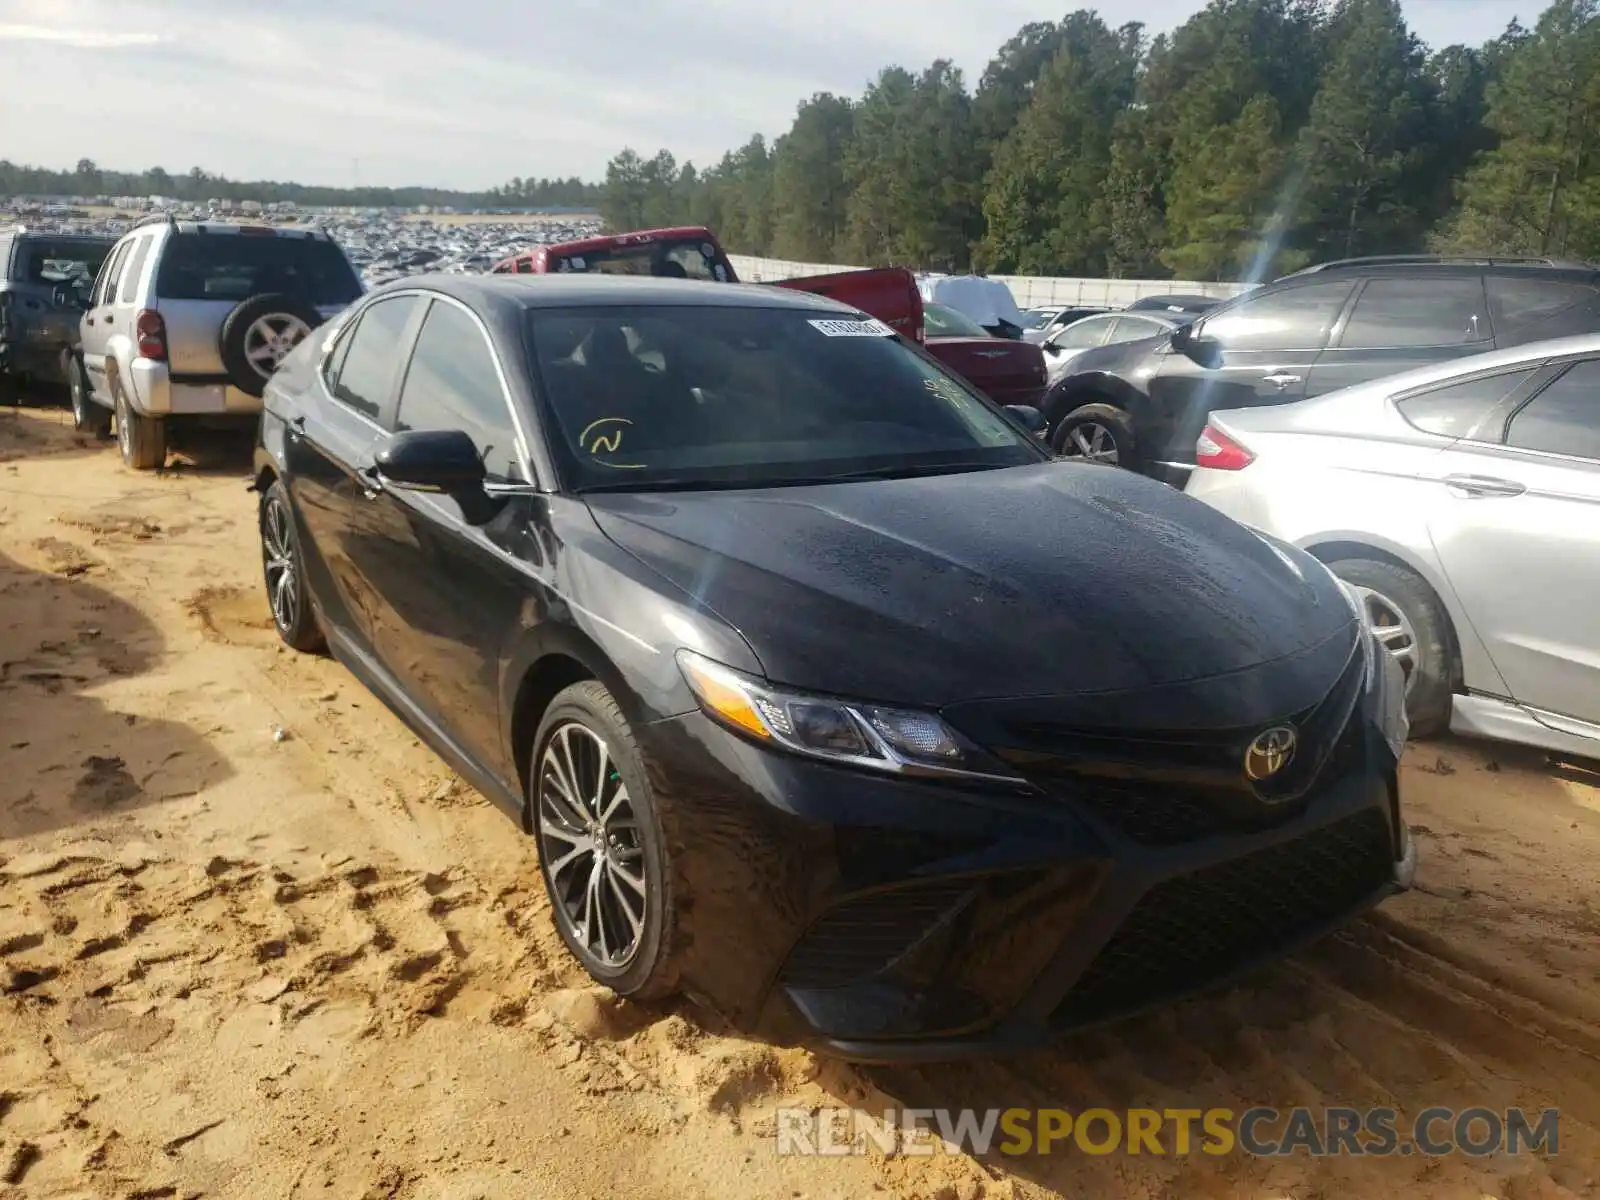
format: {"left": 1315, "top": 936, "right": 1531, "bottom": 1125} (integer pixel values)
{"left": 771, "top": 94, "right": 855, "bottom": 261}
{"left": 1433, "top": 0, "right": 1600, "bottom": 258}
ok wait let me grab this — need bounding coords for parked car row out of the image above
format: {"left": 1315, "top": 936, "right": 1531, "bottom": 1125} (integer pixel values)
{"left": 1042, "top": 255, "right": 1600, "bottom": 475}
{"left": 34, "top": 211, "right": 1595, "bottom": 1059}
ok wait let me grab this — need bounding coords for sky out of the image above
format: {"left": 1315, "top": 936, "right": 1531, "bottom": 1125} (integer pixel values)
{"left": 1, "top": 0, "right": 1539, "bottom": 192}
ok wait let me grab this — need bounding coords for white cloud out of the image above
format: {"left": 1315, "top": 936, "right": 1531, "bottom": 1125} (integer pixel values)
{"left": 0, "top": 21, "right": 163, "bottom": 47}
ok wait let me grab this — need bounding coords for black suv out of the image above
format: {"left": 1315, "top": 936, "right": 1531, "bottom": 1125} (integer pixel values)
{"left": 1043, "top": 256, "right": 1600, "bottom": 480}
{"left": 0, "top": 229, "right": 116, "bottom": 396}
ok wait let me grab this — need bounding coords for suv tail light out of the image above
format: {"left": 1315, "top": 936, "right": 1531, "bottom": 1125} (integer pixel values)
{"left": 1195, "top": 423, "right": 1254, "bottom": 471}
{"left": 135, "top": 309, "right": 168, "bottom": 362}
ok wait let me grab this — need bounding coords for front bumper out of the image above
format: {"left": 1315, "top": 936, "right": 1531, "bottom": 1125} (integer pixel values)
{"left": 637, "top": 691, "right": 1411, "bottom": 1063}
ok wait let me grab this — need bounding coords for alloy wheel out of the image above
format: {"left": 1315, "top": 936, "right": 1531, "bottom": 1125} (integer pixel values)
{"left": 537, "top": 722, "right": 648, "bottom": 970}
{"left": 243, "top": 313, "right": 313, "bottom": 381}
{"left": 261, "top": 493, "right": 300, "bottom": 634}
{"left": 1348, "top": 583, "right": 1420, "bottom": 693}
{"left": 1059, "top": 421, "right": 1120, "bottom": 464}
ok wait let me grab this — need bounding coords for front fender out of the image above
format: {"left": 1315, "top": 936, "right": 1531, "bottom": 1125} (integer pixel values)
{"left": 1042, "top": 370, "right": 1147, "bottom": 428}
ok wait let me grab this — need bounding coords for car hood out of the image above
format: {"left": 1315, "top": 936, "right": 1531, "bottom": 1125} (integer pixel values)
{"left": 585, "top": 463, "right": 1355, "bottom": 709}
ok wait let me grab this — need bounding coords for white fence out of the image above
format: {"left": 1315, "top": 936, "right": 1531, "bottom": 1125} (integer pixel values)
{"left": 725, "top": 255, "right": 1253, "bottom": 309}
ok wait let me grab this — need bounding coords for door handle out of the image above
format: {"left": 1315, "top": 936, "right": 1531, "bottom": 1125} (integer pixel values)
{"left": 1262, "top": 373, "right": 1302, "bottom": 390}
{"left": 1444, "top": 473, "right": 1526, "bottom": 498}
{"left": 358, "top": 464, "right": 385, "bottom": 499}
{"left": 85, "top": 317, "right": 95, "bottom": 326}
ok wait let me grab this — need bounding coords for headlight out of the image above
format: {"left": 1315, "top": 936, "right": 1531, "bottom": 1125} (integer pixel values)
{"left": 677, "top": 650, "right": 1022, "bottom": 784}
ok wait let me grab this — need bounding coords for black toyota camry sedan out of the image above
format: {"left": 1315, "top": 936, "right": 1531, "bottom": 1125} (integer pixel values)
{"left": 252, "top": 274, "right": 1415, "bottom": 1061}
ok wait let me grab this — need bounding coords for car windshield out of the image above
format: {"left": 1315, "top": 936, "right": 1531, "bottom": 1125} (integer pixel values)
{"left": 526, "top": 305, "right": 1045, "bottom": 492}
{"left": 1018, "top": 311, "right": 1051, "bottom": 329}
{"left": 154, "top": 232, "right": 363, "bottom": 305}
{"left": 924, "top": 303, "right": 990, "bottom": 338}
{"left": 549, "top": 238, "right": 732, "bottom": 282}
{"left": 21, "top": 241, "right": 110, "bottom": 285}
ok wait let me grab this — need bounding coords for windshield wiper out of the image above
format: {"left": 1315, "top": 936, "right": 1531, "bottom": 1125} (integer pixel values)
{"left": 575, "top": 478, "right": 768, "bottom": 495}
{"left": 770, "top": 461, "right": 1011, "bottom": 485}
{"left": 575, "top": 461, "right": 1015, "bottom": 495}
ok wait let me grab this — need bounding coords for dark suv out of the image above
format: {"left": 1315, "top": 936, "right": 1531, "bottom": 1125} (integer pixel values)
{"left": 1043, "top": 256, "right": 1600, "bottom": 480}
{"left": 0, "top": 229, "right": 116, "bottom": 396}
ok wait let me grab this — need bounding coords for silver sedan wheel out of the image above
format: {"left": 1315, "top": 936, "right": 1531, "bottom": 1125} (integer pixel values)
{"left": 537, "top": 723, "right": 648, "bottom": 970}
{"left": 1348, "top": 583, "right": 1420, "bottom": 692}
{"left": 261, "top": 494, "right": 300, "bottom": 634}
{"left": 1059, "top": 421, "right": 1120, "bottom": 464}
{"left": 243, "top": 314, "right": 313, "bottom": 380}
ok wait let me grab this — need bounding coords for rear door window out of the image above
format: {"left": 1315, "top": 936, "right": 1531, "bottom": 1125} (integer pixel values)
{"left": 96, "top": 242, "right": 131, "bottom": 307}
{"left": 330, "top": 295, "right": 421, "bottom": 425}
{"left": 1050, "top": 316, "right": 1114, "bottom": 350}
{"left": 1394, "top": 368, "right": 1539, "bottom": 439}
{"left": 1106, "top": 316, "right": 1169, "bottom": 344}
{"left": 1339, "top": 278, "right": 1490, "bottom": 348}
{"left": 155, "top": 233, "right": 363, "bottom": 306}
{"left": 119, "top": 237, "right": 152, "bottom": 303}
{"left": 1505, "top": 360, "right": 1600, "bottom": 461}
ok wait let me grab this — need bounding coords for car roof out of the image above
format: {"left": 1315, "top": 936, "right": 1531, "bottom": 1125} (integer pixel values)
{"left": 10, "top": 230, "right": 116, "bottom": 244}
{"left": 367, "top": 273, "right": 859, "bottom": 315}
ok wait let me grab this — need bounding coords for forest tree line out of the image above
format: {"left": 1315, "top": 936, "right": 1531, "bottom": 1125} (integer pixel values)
{"left": 0, "top": 160, "right": 603, "bottom": 212}
{"left": 600, "top": 0, "right": 1600, "bottom": 281}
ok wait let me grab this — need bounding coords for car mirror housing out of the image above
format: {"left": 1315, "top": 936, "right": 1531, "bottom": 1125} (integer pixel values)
{"left": 374, "top": 429, "right": 500, "bottom": 523}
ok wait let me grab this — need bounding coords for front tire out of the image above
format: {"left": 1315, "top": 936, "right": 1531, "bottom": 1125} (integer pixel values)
{"left": 113, "top": 379, "right": 166, "bottom": 470}
{"left": 259, "top": 480, "right": 325, "bottom": 653}
{"left": 66, "top": 351, "right": 111, "bottom": 438}
{"left": 1327, "top": 557, "right": 1454, "bottom": 738}
{"left": 1052, "top": 402, "right": 1137, "bottom": 469}
{"left": 531, "top": 681, "right": 680, "bottom": 1000}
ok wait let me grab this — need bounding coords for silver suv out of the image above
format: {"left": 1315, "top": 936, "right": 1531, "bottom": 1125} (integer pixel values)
{"left": 72, "top": 216, "right": 363, "bottom": 468}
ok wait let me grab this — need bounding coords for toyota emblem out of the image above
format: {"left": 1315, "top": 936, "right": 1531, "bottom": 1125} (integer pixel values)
{"left": 1244, "top": 726, "right": 1298, "bottom": 781}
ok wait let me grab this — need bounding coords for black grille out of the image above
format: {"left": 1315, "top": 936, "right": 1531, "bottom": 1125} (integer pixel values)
{"left": 1068, "top": 783, "right": 1230, "bottom": 844}
{"left": 780, "top": 879, "right": 975, "bottom": 989}
{"left": 1003, "top": 642, "right": 1370, "bottom": 846}
{"left": 1050, "top": 808, "right": 1395, "bottom": 1027}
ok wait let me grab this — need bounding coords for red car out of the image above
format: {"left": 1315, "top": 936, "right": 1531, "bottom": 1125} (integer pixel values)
{"left": 491, "top": 227, "right": 1047, "bottom": 411}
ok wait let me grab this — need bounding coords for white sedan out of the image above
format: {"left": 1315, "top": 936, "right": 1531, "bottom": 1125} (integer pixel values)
{"left": 1184, "top": 333, "right": 1600, "bottom": 761}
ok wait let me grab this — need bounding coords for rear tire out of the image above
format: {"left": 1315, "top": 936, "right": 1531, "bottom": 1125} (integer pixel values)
{"left": 113, "top": 379, "right": 166, "bottom": 470}
{"left": 1051, "top": 402, "right": 1138, "bottom": 470}
{"left": 1326, "top": 557, "right": 1454, "bottom": 739}
{"left": 66, "top": 351, "right": 111, "bottom": 438}
{"left": 530, "top": 681, "right": 681, "bottom": 1001}
{"left": 259, "top": 480, "right": 326, "bottom": 653}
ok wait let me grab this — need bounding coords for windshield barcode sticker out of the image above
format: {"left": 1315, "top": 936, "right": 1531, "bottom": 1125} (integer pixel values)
{"left": 808, "top": 318, "right": 896, "bottom": 338}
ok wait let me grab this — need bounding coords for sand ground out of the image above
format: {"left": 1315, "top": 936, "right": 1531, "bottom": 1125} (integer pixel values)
{"left": 0, "top": 400, "right": 1596, "bottom": 1200}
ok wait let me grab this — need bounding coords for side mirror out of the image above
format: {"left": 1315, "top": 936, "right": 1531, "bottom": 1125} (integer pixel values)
{"left": 375, "top": 429, "right": 501, "bottom": 523}
{"left": 1003, "top": 404, "right": 1048, "bottom": 438}
{"left": 1173, "top": 325, "right": 1222, "bottom": 367}
{"left": 1043, "top": 342, "right": 1061, "bottom": 356}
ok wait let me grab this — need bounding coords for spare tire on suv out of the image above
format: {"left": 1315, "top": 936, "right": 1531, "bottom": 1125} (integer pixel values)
{"left": 219, "top": 293, "right": 325, "bottom": 397}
